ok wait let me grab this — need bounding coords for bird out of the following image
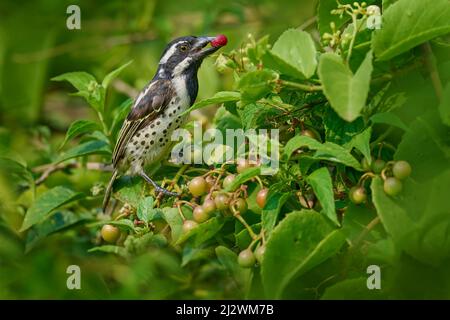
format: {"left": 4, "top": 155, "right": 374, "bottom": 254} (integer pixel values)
{"left": 103, "top": 35, "right": 227, "bottom": 213}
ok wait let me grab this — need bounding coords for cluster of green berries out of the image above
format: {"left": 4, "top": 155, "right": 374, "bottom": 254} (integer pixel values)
{"left": 350, "top": 159, "right": 412, "bottom": 204}
{"left": 238, "top": 245, "right": 266, "bottom": 268}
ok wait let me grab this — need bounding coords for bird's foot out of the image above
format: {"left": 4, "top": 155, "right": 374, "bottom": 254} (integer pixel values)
{"left": 140, "top": 172, "right": 179, "bottom": 197}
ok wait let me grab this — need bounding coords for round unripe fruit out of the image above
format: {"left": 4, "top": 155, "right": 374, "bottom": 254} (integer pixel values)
{"left": 101, "top": 224, "right": 120, "bottom": 243}
{"left": 193, "top": 206, "right": 209, "bottom": 223}
{"left": 301, "top": 129, "right": 317, "bottom": 140}
{"left": 255, "top": 245, "right": 266, "bottom": 263}
{"left": 182, "top": 220, "right": 198, "bottom": 233}
{"left": 202, "top": 199, "right": 216, "bottom": 215}
{"left": 233, "top": 198, "right": 248, "bottom": 214}
{"left": 256, "top": 188, "right": 269, "bottom": 208}
{"left": 238, "top": 249, "right": 256, "bottom": 268}
{"left": 188, "top": 176, "right": 208, "bottom": 196}
{"left": 222, "top": 174, "right": 236, "bottom": 190}
{"left": 236, "top": 158, "right": 253, "bottom": 173}
{"left": 372, "top": 159, "right": 386, "bottom": 174}
{"left": 392, "top": 161, "right": 411, "bottom": 180}
{"left": 384, "top": 177, "right": 403, "bottom": 196}
{"left": 215, "top": 193, "right": 231, "bottom": 210}
{"left": 361, "top": 158, "right": 371, "bottom": 172}
{"left": 349, "top": 186, "right": 367, "bottom": 204}
{"left": 211, "top": 34, "right": 228, "bottom": 47}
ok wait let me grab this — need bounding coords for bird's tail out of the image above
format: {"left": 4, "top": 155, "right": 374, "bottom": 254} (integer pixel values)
{"left": 103, "top": 170, "right": 119, "bottom": 214}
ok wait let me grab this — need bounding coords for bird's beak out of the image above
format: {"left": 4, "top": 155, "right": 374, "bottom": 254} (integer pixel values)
{"left": 191, "top": 36, "right": 219, "bottom": 60}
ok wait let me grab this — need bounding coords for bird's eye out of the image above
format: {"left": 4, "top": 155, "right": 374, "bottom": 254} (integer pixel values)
{"left": 180, "top": 45, "right": 188, "bottom": 52}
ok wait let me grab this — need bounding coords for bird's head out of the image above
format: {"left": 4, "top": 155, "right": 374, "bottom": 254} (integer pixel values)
{"left": 156, "top": 35, "right": 227, "bottom": 79}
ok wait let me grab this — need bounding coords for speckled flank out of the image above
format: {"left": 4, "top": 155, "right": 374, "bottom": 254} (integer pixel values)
{"left": 124, "top": 77, "right": 189, "bottom": 175}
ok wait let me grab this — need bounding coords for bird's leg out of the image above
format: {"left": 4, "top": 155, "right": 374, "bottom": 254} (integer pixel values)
{"left": 139, "top": 171, "right": 179, "bottom": 197}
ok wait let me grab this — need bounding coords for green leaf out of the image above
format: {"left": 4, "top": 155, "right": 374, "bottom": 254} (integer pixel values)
{"left": 284, "top": 135, "right": 323, "bottom": 160}
{"left": 372, "top": 0, "right": 450, "bottom": 60}
{"left": 0, "top": 157, "right": 34, "bottom": 186}
{"left": 238, "top": 69, "right": 277, "bottom": 104}
{"left": 25, "top": 210, "right": 91, "bottom": 252}
{"left": 395, "top": 114, "right": 450, "bottom": 182}
{"left": 323, "top": 107, "right": 365, "bottom": 145}
{"left": 112, "top": 176, "right": 145, "bottom": 208}
{"left": 313, "top": 142, "right": 363, "bottom": 170}
{"left": 224, "top": 167, "right": 261, "bottom": 192}
{"left": 370, "top": 112, "right": 409, "bottom": 131}
{"left": 105, "top": 219, "right": 136, "bottom": 232}
{"left": 137, "top": 196, "right": 157, "bottom": 223}
{"left": 261, "top": 192, "right": 289, "bottom": 236}
{"left": 52, "top": 71, "right": 97, "bottom": 92}
{"left": 438, "top": 83, "right": 450, "bottom": 126}
{"left": 284, "top": 135, "right": 362, "bottom": 170}
{"left": 215, "top": 246, "right": 252, "bottom": 296}
{"left": 20, "top": 186, "right": 84, "bottom": 231}
{"left": 262, "top": 210, "right": 345, "bottom": 299}
{"left": 371, "top": 173, "right": 450, "bottom": 266}
{"left": 306, "top": 168, "right": 338, "bottom": 226}
{"left": 344, "top": 127, "right": 372, "bottom": 163}
{"left": 55, "top": 139, "right": 111, "bottom": 164}
{"left": 264, "top": 29, "right": 317, "bottom": 79}
{"left": 321, "top": 277, "right": 384, "bottom": 299}
{"left": 237, "top": 102, "right": 282, "bottom": 130}
{"left": 88, "top": 245, "right": 128, "bottom": 258}
{"left": 102, "top": 60, "right": 132, "bottom": 88}
{"left": 318, "top": 51, "right": 373, "bottom": 122}
{"left": 175, "top": 217, "right": 224, "bottom": 246}
{"left": 182, "top": 245, "right": 214, "bottom": 267}
{"left": 161, "top": 207, "right": 184, "bottom": 243}
{"left": 60, "top": 120, "right": 100, "bottom": 149}
{"left": 52, "top": 71, "right": 105, "bottom": 111}
{"left": 182, "top": 91, "right": 240, "bottom": 115}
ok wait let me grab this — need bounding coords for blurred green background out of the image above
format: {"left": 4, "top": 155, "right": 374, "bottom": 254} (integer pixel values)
{"left": 0, "top": 0, "right": 319, "bottom": 299}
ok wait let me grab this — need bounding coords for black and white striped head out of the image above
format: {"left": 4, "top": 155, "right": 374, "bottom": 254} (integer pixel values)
{"left": 156, "top": 36, "right": 220, "bottom": 79}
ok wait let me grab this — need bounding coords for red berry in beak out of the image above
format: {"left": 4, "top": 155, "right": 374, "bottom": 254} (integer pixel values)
{"left": 211, "top": 34, "right": 228, "bottom": 47}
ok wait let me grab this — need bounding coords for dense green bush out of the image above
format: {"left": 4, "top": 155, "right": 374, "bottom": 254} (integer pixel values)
{"left": 1, "top": 0, "right": 450, "bottom": 299}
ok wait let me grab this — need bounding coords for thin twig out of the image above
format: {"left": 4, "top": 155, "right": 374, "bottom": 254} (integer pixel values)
{"left": 33, "top": 162, "right": 112, "bottom": 185}
{"left": 278, "top": 80, "right": 323, "bottom": 92}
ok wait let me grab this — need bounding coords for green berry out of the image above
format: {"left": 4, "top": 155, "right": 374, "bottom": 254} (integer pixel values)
{"left": 188, "top": 176, "right": 208, "bottom": 197}
{"left": 182, "top": 220, "right": 198, "bottom": 233}
{"left": 202, "top": 199, "right": 216, "bottom": 215}
{"left": 392, "top": 161, "right": 411, "bottom": 180}
{"left": 255, "top": 245, "right": 266, "bottom": 263}
{"left": 256, "top": 188, "right": 269, "bottom": 209}
{"left": 222, "top": 174, "right": 236, "bottom": 190}
{"left": 349, "top": 186, "right": 367, "bottom": 204}
{"left": 361, "top": 158, "right": 371, "bottom": 172}
{"left": 233, "top": 198, "right": 248, "bottom": 214}
{"left": 384, "top": 177, "right": 403, "bottom": 196}
{"left": 301, "top": 129, "right": 317, "bottom": 140}
{"left": 193, "top": 206, "right": 209, "bottom": 223}
{"left": 101, "top": 224, "right": 120, "bottom": 243}
{"left": 238, "top": 249, "right": 255, "bottom": 268}
{"left": 372, "top": 159, "right": 386, "bottom": 174}
{"left": 215, "top": 193, "right": 231, "bottom": 210}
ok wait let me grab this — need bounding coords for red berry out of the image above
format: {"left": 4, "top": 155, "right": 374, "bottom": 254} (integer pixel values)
{"left": 256, "top": 188, "right": 269, "bottom": 209}
{"left": 211, "top": 34, "right": 228, "bottom": 47}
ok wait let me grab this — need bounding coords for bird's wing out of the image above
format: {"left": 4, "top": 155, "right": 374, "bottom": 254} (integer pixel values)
{"left": 112, "top": 79, "right": 174, "bottom": 167}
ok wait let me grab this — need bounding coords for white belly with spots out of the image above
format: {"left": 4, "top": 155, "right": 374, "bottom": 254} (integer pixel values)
{"left": 125, "top": 77, "right": 189, "bottom": 175}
